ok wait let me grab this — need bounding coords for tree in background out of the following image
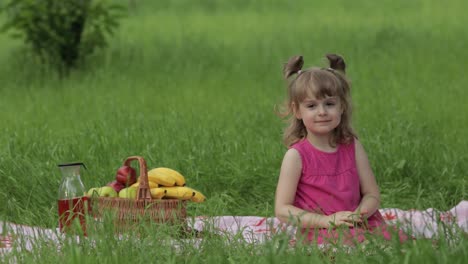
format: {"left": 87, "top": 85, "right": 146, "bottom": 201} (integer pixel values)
{"left": 0, "top": 0, "right": 125, "bottom": 74}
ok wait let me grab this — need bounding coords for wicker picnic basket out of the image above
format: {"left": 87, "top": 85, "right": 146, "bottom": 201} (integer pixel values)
{"left": 90, "top": 156, "right": 187, "bottom": 231}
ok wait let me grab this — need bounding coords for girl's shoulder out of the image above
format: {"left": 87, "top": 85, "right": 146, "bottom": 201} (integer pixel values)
{"left": 287, "top": 139, "right": 308, "bottom": 165}
{"left": 281, "top": 147, "right": 303, "bottom": 171}
{"left": 289, "top": 137, "right": 359, "bottom": 156}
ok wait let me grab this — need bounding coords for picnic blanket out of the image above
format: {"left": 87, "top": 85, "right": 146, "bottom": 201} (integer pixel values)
{"left": 1, "top": 201, "right": 467, "bottom": 254}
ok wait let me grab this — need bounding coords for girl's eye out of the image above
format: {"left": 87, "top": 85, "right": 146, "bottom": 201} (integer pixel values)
{"left": 307, "top": 104, "right": 316, "bottom": 108}
{"left": 326, "top": 101, "right": 336, "bottom": 106}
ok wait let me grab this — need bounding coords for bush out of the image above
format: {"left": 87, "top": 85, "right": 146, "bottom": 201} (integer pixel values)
{"left": 0, "top": 0, "right": 125, "bottom": 73}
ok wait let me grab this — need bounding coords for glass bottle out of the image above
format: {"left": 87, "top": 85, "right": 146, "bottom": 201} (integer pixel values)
{"left": 57, "top": 162, "right": 88, "bottom": 234}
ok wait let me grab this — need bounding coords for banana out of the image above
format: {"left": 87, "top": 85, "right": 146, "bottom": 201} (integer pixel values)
{"left": 148, "top": 168, "right": 176, "bottom": 186}
{"left": 191, "top": 191, "right": 206, "bottom": 203}
{"left": 149, "top": 167, "right": 186, "bottom": 186}
{"left": 131, "top": 181, "right": 158, "bottom": 188}
{"left": 137, "top": 177, "right": 160, "bottom": 186}
{"left": 164, "top": 168, "right": 186, "bottom": 186}
{"left": 186, "top": 187, "right": 206, "bottom": 203}
{"left": 150, "top": 188, "right": 167, "bottom": 199}
{"left": 160, "top": 186, "right": 195, "bottom": 200}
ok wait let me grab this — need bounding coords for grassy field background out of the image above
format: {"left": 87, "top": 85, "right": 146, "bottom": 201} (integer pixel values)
{"left": 0, "top": 0, "right": 467, "bottom": 262}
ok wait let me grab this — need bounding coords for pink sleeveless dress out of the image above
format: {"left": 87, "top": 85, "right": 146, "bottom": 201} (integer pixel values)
{"left": 291, "top": 138, "right": 407, "bottom": 244}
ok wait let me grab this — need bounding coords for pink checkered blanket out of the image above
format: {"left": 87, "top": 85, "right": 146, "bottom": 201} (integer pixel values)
{"left": 1, "top": 201, "right": 467, "bottom": 254}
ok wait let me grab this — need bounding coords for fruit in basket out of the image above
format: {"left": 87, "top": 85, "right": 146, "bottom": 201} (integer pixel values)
{"left": 107, "top": 180, "right": 125, "bottom": 192}
{"left": 190, "top": 189, "right": 206, "bottom": 203}
{"left": 148, "top": 170, "right": 176, "bottom": 186}
{"left": 131, "top": 181, "right": 158, "bottom": 188}
{"left": 150, "top": 188, "right": 167, "bottom": 199}
{"left": 116, "top": 166, "right": 137, "bottom": 186}
{"left": 118, "top": 187, "right": 138, "bottom": 199}
{"left": 156, "top": 168, "right": 186, "bottom": 186}
{"left": 148, "top": 167, "right": 185, "bottom": 186}
{"left": 167, "top": 186, "right": 205, "bottom": 202}
{"left": 86, "top": 187, "right": 100, "bottom": 197}
{"left": 87, "top": 186, "right": 118, "bottom": 197}
{"left": 99, "top": 186, "right": 119, "bottom": 197}
{"left": 160, "top": 186, "right": 195, "bottom": 200}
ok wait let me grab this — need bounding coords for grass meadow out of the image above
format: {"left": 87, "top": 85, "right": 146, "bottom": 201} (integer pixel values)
{"left": 0, "top": 0, "right": 467, "bottom": 262}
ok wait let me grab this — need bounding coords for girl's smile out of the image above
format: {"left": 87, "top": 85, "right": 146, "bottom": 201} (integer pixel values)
{"left": 295, "top": 96, "right": 343, "bottom": 137}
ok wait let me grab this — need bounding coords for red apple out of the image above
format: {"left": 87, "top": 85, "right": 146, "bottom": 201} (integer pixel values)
{"left": 115, "top": 166, "right": 137, "bottom": 186}
{"left": 107, "top": 180, "right": 125, "bottom": 193}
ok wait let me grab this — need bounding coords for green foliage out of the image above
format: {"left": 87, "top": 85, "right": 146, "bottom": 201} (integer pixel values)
{"left": 0, "top": 0, "right": 125, "bottom": 73}
{"left": 0, "top": 0, "right": 467, "bottom": 261}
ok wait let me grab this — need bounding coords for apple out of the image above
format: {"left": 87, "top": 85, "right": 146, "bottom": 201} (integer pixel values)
{"left": 118, "top": 187, "right": 138, "bottom": 199}
{"left": 86, "top": 187, "right": 101, "bottom": 197}
{"left": 97, "top": 186, "right": 118, "bottom": 197}
{"left": 116, "top": 166, "right": 137, "bottom": 186}
{"left": 107, "top": 180, "right": 125, "bottom": 193}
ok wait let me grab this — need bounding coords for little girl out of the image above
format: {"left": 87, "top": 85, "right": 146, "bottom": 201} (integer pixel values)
{"left": 275, "top": 54, "right": 407, "bottom": 245}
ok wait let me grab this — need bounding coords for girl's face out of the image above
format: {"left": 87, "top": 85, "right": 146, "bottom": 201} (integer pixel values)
{"left": 295, "top": 95, "right": 343, "bottom": 138}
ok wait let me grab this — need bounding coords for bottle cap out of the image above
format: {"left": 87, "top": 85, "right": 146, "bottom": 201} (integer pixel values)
{"left": 57, "top": 162, "right": 87, "bottom": 170}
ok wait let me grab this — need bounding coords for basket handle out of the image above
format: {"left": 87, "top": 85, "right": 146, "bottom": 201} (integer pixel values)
{"left": 123, "top": 156, "right": 152, "bottom": 201}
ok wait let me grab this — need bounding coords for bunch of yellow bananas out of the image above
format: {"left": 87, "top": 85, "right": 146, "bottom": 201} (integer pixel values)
{"left": 134, "top": 167, "right": 206, "bottom": 203}
{"left": 148, "top": 167, "right": 186, "bottom": 187}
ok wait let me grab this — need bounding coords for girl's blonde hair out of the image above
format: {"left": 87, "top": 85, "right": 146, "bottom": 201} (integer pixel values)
{"left": 279, "top": 54, "right": 356, "bottom": 147}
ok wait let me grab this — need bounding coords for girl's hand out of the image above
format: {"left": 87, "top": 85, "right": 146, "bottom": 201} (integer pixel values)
{"left": 354, "top": 209, "right": 369, "bottom": 219}
{"left": 324, "top": 211, "right": 363, "bottom": 227}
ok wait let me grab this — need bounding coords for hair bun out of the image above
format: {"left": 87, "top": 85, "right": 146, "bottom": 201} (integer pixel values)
{"left": 326, "top": 54, "right": 346, "bottom": 74}
{"left": 283, "top": 55, "right": 304, "bottom": 79}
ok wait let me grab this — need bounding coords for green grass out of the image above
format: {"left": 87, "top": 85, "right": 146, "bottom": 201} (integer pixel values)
{"left": 0, "top": 0, "right": 467, "bottom": 262}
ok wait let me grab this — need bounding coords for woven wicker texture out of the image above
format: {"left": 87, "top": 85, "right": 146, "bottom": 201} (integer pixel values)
{"left": 91, "top": 156, "right": 187, "bottom": 230}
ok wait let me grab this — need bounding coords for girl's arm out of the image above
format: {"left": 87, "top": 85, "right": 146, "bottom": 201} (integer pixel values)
{"left": 355, "top": 139, "right": 381, "bottom": 218}
{"left": 275, "top": 148, "right": 354, "bottom": 228}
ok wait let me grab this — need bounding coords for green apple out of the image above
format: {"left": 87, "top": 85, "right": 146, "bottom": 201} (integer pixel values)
{"left": 86, "top": 187, "right": 101, "bottom": 197}
{"left": 98, "top": 186, "right": 118, "bottom": 197}
{"left": 118, "top": 187, "right": 138, "bottom": 199}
